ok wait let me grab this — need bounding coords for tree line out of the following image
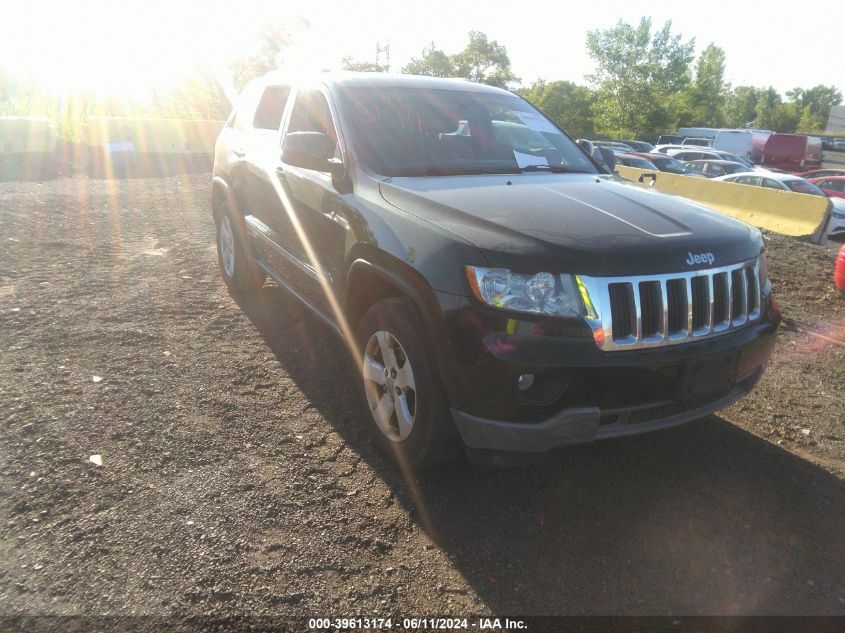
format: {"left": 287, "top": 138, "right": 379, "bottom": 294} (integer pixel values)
{"left": 1, "top": 17, "right": 840, "bottom": 142}
{"left": 345, "top": 18, "right": 841, "bottom": 141}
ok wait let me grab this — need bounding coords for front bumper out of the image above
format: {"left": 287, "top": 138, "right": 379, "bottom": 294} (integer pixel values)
{"left": 437, "top": 292, "right": 779, "bottom": 452}
{"left": 452, "top": 370, "right": 760, "bottom": 452}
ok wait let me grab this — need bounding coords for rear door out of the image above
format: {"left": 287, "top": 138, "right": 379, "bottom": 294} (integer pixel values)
{"left": 230, "top": 83, "right": 292, "bottom": 259}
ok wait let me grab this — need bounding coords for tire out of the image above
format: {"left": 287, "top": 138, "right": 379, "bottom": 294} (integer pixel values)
{"left": 215, "top": 203, "right": 266, "bottom": 293}
{"left": 356, "top": 297, "right": 463, "bottom": 470}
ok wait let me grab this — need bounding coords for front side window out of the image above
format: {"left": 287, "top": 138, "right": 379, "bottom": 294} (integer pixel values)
{"left": 287, "top": 89, "right": 340, "bottom": 159}
{"left": 338, "top": 87, "right": 597, "bottom": 177}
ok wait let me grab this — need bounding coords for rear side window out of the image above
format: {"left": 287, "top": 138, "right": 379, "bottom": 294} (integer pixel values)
{"left": 253, "top": 85, "right": 291, "bottom": 131}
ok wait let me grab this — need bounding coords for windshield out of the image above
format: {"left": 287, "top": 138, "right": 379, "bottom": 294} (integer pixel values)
{"left": 721, "top": 153, "right": 754, "bottom": 168}
{"left": 624, "top": 156, "right": 657, "bottom": 169}
{"left": 339, "top": 87, "right": 598, "bottom": 177}
{"left": 652, "top": 156, "right": 689, "bottom": 174}
{"left": 784, "top": 179, "right": 826, "bottom": 196}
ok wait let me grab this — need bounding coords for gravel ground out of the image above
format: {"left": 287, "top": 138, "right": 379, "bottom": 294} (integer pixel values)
{"left": 1, "top": 175, "right": 844, "bottom": 627}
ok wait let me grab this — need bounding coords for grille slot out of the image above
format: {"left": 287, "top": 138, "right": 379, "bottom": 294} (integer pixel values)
{"left": 639, "top": 281, "right": 662, "bottom": 339}
{"left": 608, "top": 283, "right": 636, "bottom": 341}
{"left": 712, "top": 272, "right": 729, "bottom": 328}
{"left": 691, "top": 276, "right": 710, "bottom": 332}
{"left": 666, "top": 278, "right": 688, "bottom": 335}
{"left": 587, "top": 259, "right": 762, "bottom": 351}
{"left": 745, "top": 266, "right": 760, "bottom": 318}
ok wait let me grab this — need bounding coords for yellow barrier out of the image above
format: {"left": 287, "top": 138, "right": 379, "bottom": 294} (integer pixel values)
{"left": 615, "top": 165, "right": 831, "bottom": 239}
{"left": 0, "top": 116, "right": 56, "bottom": 153}
{"left": 84, "top": 117, "right": 224, "bottom": 156}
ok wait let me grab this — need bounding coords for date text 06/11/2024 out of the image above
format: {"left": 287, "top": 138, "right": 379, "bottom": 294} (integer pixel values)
{"left": 307, "top": 617, "right": 528, "bottom": 630}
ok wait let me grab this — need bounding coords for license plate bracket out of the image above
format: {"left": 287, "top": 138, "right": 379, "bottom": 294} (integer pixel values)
{"left": 676, "top": 352, "right": 739, "bottom": 405}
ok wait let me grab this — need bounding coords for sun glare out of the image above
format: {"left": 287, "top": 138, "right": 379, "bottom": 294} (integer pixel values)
{"left": 0, "top": 1, "right": 302, "bottom": 99}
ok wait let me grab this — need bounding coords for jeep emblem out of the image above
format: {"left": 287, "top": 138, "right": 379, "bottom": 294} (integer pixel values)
{"left": 686, "top": 251, "right": 715, "bottom": 266}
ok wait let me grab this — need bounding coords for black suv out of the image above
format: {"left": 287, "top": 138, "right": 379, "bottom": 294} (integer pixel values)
{"left": 212, "top": 72, "right": 780, "bottom": 468}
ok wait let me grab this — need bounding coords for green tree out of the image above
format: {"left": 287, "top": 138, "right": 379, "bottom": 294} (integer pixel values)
{"left": 796, "top": 104, "right": 825, "bottom": 133}
{"left": 754, "top": 87, "right": 783, "bottom": 129}
{"left": 724, "top": 86, "right": 759, "bottom": 128}
{"left": 341, "top": 56, "right": 387, "bottom": 73}
{"left": 451, "top": 31, "right": 519, "bottom": 88}
{"left": 586, "top": 18, "right": 695, "bottom": 136}
{"left": 402, "top": 44, "right": 457, "bottom": 77}
{"left": 518, "top": 80, "right": 595, "bottom": 139}
{"left": 683, "top": 44, "right": 727, "bottom": 127}
{"left": 786, "top": 84, "right": 842, "bottom": 130}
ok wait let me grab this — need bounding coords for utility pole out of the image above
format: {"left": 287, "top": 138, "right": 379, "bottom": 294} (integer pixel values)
{"left": 376, "top": 40, "right": 390, "bottom": 72}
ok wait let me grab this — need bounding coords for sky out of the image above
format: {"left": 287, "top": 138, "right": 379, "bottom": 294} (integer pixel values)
{"left": 1, "top": 0, "right": 843, "bottom": 99}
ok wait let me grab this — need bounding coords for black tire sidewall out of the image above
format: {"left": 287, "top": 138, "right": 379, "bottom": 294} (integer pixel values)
{"left": 356, "top": 298, "right": 454, "bottom": 469}
{"left": 215, "top": 204, "right": 263, "bottom": 293}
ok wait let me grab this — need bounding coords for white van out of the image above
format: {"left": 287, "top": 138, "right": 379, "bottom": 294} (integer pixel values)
{"left": 713, "top": 130, "right": 772, "bottom": 162}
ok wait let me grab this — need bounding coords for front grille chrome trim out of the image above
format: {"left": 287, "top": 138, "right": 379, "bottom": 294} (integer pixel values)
{"left": 579, "top": 258, "right": 762, "bottom": 352}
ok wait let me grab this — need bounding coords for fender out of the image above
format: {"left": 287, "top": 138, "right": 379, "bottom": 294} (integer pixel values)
{"left": 346, "top": 258, "right": 467, "bottom": 405}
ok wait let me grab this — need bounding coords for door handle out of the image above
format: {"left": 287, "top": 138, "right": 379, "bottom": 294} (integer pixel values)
{"left": 232, "top": 148, "right": 245, "bottom": 158}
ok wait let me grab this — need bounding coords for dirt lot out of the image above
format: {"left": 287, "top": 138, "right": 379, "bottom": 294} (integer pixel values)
{"left": 1, "top": 174, "right": 844, "bottom": 626}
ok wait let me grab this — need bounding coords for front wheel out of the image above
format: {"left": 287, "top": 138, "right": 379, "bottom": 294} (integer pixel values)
{"left": 215, "top": 205, "right": 265, "bottom": 293}
{"left": 356, "top": 298, "right": 462, "bottom": 470}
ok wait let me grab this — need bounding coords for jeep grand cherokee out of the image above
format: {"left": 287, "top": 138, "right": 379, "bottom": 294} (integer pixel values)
{"left": 211, "top": 72, "right": 780, "bottom": 469}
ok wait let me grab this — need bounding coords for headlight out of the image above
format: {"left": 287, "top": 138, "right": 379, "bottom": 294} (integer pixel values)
{"left": 464, "top": 266, "right": 585, "bottom": 317}
{"left": 758, "top": 250, "right": 771, "bottom": 294}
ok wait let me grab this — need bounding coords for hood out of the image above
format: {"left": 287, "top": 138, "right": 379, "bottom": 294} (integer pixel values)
{"left": 379, "top": 173, "right": 761, "bottom": 276}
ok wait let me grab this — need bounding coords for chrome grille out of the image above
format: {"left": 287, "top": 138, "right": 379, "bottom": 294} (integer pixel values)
{"left": 580, "top": 259, "right": 762, "bottom": 351}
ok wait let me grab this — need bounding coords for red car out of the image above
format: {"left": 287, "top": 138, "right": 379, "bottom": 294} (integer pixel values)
{"left": 809, "top": 176, "right": 845, "bottom": 199}
{"left": 836, "top": 245, "right": 845, "bottom": 292}
{"left": 797, "top": 169, "right": 845, "bottom": 179}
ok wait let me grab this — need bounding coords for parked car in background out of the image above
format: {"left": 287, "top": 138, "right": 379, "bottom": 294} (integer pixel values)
{"left": 608, "top": 139, "right": 655, "bottom": 152}
{"left": 656, "top": 134, "right": 684, "bottom": 145}
{"left": 761, "top": 134, "right": 823, "bottom": 171}
{"left": 835, "top": 245, "right": 845, "bottom": 291}
{"left": 822, "top": 138, "right": 834, "bottom": 151}
{"left": 834, "top": 139, "right": 845, "bottom": 151}
{"left": 654, "top": 144, "right": 687, "bottom": 154}
{"left": 677, "top": 127, "right": 722, "bottom": 140}
{"left": 797, "top": 169, "right": 845, "bottom": 179}
{"left": 684, "top": 160, "right": 749, "bottom": 178}
{"left": 809, "top": 176, "right": 845, "bottom": 199}
{"left": 681, "top": 137, "right": 712, "bottom": 147}
{"left": 716, "top": 172, "right": 843, "bottom": 239}
{"left": 614, "top": 153, "right": 658, "bottom": 169}
{"left": 628, "top": 152, "right": 707, "bottom": 177}
{"left": 713, "top": 129, "right": 772, "bottom": 163}
{"left": 594, "top": 140, "right": 636, "bottom": 154}
{"left": 662, "top": 148, "right": 761, "bottom": 170}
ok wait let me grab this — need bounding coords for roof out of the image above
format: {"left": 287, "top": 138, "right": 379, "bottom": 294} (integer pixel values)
{"left": 718, "top": 171, "right": 809, "bottom": 183}
{"left": 256, "top": 71, "right": 515, "bottom": 96}
{"left": 685, "top": 159, "right": 746, "bottom": 166}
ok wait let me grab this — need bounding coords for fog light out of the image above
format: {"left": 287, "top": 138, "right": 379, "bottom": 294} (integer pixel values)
{"left": 516, "top": 373, "right": 535, "bottom": 391}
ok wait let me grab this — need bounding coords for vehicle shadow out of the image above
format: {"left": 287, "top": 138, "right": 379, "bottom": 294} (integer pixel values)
{"left": 234, "top": 284, "right": 845, "bottom": 615}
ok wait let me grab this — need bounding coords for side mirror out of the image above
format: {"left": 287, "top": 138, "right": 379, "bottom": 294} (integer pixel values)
{"left": 282, "top": 131, "right": 336, "bottom": 172}
{"left": 576, "top": 138, "right": 594, "bottom": 155}
{"left": 597, "top": 146, "right": 616, "bottom": 171}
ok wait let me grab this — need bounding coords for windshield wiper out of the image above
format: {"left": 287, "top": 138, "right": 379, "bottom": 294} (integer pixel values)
{"left": 518, "top": 164, "right": 591, "bottom": 174}
{"left": 419, "top": 166, "right": 518, "bottom": 176}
